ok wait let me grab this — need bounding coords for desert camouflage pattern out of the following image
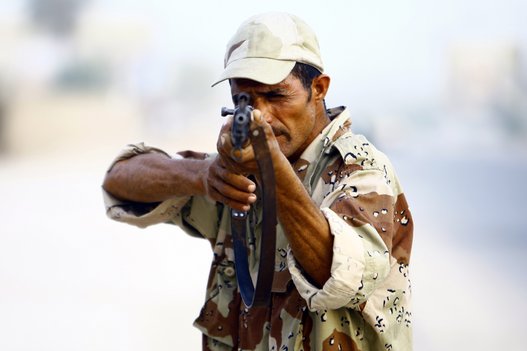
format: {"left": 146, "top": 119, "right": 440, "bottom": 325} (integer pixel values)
{"left": 104, "top": 107, "right": 414, "bottom": 350}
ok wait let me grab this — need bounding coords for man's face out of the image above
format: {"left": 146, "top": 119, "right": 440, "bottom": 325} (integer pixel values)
{"left": 230, "top": 74, "right": 322, "bottom": 161}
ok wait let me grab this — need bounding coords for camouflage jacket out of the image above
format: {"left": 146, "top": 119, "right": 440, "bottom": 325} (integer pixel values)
{"left": 103, "top": 107, "right": 414, "bottom": 351}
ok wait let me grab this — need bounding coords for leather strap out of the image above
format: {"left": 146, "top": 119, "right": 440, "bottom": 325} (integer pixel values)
{"left": 231, "top": 125, "right": 276, "bottom": 308}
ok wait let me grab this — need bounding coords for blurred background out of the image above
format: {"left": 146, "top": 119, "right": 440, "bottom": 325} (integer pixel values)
{"left": 1, "top": 0, "right": 526, "bottom": 350}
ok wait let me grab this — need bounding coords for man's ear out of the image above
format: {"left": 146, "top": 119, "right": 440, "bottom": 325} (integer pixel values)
{"left": 312, "top": 74, "right": 330, "bottom": 101}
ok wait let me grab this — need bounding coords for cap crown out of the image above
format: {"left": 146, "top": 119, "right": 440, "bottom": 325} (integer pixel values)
{"left": 224, "top": 12, "right": 324, "bottom": 72}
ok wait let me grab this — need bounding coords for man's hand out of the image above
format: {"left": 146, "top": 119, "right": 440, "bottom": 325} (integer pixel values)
{"left": 217, "top": 109, "right": 286, "bottom": 179}
{"left": 201, "top": 156, "right": 257, "bottom": 212}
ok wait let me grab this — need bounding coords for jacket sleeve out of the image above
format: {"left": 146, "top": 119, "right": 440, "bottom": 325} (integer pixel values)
{"left": 287, "top": 167, "right": 412, "bottom": 311}
{"left": 102, "top": 142, "right": 221, "bottom": 239}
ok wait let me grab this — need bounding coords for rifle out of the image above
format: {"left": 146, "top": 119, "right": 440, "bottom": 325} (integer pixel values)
{"left": 221, "top": 93, "right": 277, "bottom": 308}
{"left": 221, "top": 93, "right": 252, "bottom": 159}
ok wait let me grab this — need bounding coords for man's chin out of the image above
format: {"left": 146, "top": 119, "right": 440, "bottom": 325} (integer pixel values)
{"left": 276, "top": 139, "right": 289, "bottom": 156}
{"left": 281, "top": 146, "right": 301, "bottom": 162}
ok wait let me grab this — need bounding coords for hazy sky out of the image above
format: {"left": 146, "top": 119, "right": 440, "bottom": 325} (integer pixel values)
{"left": 89, "top": 0, "right": 527, "bottom": 106}
{"left": 2, "top": 0, "right": 527, "bottom": 119}
{"left": 2, "top": 1, "right": 526, "bottom": 107}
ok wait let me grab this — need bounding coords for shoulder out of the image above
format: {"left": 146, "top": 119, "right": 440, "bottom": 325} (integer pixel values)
{"left": 328, "top": 131, "right": 403, "bottom": 196}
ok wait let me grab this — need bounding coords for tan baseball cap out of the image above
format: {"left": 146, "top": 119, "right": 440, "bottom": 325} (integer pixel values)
{"left": 212, "top": 12, "right": 324, "bottom": 87}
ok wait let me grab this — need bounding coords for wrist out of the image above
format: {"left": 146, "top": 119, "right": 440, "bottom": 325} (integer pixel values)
{"left": 164, "top": 157, "right": 210, "bottom": 198}
{"left": 196, "top": 158, "right": 213, "bottom": 196}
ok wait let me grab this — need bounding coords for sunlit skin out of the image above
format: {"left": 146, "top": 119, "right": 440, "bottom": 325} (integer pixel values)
{"left": 103, "top": 72, "right": 335, "bottom": 286}
{"left": 230, "top": 75, "right": 326, "bottom": 162}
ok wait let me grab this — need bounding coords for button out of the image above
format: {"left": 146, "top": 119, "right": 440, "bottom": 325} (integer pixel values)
{"left": 224, "top": 266, "right": 235, "bottom": 277}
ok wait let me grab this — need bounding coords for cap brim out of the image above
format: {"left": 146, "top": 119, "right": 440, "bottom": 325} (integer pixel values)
{"left": 211, "top": 58, "right": 296, "bottom": 87}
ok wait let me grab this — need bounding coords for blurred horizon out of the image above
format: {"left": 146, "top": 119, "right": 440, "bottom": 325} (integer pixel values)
{"left": 1, "top": 0, "right": 526, "bottom": 159}
{"left": 1, "top": 1, "right": 526, "bottom": 350}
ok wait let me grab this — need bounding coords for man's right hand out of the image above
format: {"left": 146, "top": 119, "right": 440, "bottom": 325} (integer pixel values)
{"left": 201, "top": 156, "right": 257, "bottom": 212}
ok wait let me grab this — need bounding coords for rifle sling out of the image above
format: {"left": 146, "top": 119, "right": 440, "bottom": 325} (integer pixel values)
{"left": 231, "top": 125, "right": 277, "bottom": 308}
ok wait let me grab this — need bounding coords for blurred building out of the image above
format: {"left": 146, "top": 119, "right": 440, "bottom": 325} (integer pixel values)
{"left": 1, "top": 2, "right": 526, "bottom": 159}
{"left": 0, "top": 2, "right": 225, "bottom": 158}
{"left": 443, "top": 42, "right": 527, "bottom": 153}
{"left": 29, "top": 0, "right": 88, "bottom": 37}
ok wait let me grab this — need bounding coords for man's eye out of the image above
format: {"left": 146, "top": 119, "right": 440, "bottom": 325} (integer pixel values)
{"left": 266, "top": 92, "right": 284, "bottom": 100}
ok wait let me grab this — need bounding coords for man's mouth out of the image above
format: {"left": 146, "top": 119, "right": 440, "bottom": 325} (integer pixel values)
{"left": 272, "top": 128, "right": 285, "bottom": 138}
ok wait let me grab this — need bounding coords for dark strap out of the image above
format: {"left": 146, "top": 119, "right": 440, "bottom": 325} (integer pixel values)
{"left": 231, "top": 125, "right": 277, "bottom": 308}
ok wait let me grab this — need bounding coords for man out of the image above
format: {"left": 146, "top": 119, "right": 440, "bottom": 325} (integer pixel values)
{"left": 103, "top": 12, "right": 414, "bottom": 351}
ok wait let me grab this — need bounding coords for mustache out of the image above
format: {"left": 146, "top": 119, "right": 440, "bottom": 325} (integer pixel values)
{"left": 272, "top": 127, "right": 289, "bottom": 139}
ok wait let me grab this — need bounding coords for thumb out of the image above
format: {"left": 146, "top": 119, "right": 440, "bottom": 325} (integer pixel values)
{"left": 252, "top": 109, "right": 263, "bottom": 123}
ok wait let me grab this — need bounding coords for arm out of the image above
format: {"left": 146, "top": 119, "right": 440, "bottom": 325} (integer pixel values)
{"left": 216, "top": 111, "right": 333, "bottom": 287}
{"left": 273, "top": 153, "right": 333, "bottom": 287}
{"left": 103, "top": 152, "right": 207, "bottom": 203}
{"left": 102, "top": 146, "right": 257, "bottom": 211}
{"left": 217, "top": 110, "right": 412, "bottom": 310}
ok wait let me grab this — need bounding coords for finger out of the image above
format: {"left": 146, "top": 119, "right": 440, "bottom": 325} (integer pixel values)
{"left": 218, "top": 132, "right": 231, "bottom": 152}
{"left": 212, "top": 160, "right": 256, "bottom": 192}
{"left": 218, "top": 131, "right": 256, "bottom": 165}
{"left": 232, "top": 143, "right": 255, "bottom": 164}
{"left": 252, "top": 109, "right": 262, "bottom": 122}
{"left": 208, "top": 180, "right": 257, "bottom": 211}
{"left": 249, "top": 110, "right": 282, "bottom": 161}
{"left": 218, "top": 133, "right": 233, "bottom": 160}
{"left": 210, "top": 180, "right": 256, "bottom": 205}
{"left": 250, "top": 109, "right": 274, "bottom": 139}
{"left": 217, "top": 116, "right": 233, "bottom": 153}
{"left": 216, "top": 155, "right": 244, "bottom": 176}
{"left": 208, "top": 187, "right": 251, "bottom": 211}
